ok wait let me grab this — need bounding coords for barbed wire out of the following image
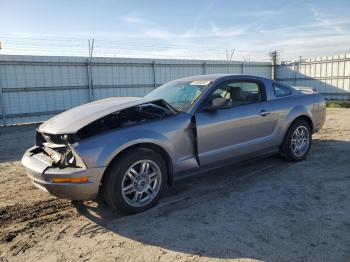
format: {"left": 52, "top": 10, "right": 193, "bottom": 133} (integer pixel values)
{"left": 0, "top": 35, "right": 270, "bottom": 61}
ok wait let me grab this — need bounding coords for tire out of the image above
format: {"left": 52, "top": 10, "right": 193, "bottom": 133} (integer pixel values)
{"left": 281, "top": 119, "right": 312, "bottom": 162}
{"left": 102, "top": 147, "right": 167, "bottom": 214}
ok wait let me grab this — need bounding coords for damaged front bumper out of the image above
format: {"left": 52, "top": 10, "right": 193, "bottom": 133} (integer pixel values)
{"left": 22, "top": 146, "right": 105, "bottom": 200}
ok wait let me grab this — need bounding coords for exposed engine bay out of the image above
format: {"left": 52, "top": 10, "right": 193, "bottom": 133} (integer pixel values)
{"left": 34, "top": 100, "right": 176, "bottom": 169}
{"left": 78, "top": 100, "right": 175, "bottom": 138}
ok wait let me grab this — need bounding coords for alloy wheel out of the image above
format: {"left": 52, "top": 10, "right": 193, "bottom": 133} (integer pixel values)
{"left": 121, "top": 160, "right": 162, "bottom": 207}
{"left": 290, "top": 126, "right": 310, "bottom": 157}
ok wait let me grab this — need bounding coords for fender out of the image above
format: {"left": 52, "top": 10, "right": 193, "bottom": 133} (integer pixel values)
{"left": 279, "top": 104, "right": 314, "bottom": 143}
{"left": 74, "top": 128, "right": 175, "bottom": 169}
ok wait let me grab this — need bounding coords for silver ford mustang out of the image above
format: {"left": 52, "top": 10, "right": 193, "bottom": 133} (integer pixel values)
{"left": 22, "top": 74, "right": 326, "bottom": 213}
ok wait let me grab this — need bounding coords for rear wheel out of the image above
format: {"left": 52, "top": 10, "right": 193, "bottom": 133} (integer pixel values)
{"left": 281, "top": 119, "right": 312, "bottom": 161}
{"left": 102, "top": 148, "right": 167, "bottom": 214}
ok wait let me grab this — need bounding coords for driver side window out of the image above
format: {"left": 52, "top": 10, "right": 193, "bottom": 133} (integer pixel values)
{"left": 211, "top": 81, "right": 263, "bottom": 106}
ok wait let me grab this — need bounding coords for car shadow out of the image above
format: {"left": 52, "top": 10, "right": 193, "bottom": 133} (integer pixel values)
{"left": 73, "top": 138, "right": 350, "bottom": 260}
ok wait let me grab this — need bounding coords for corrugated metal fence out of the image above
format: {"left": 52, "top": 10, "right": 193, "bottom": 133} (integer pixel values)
{"left": 0, "top": 55, "right": 271, "bottom": 125}
{"left": 277, "top": 54, "right": 350, "bottom": 100}
{"left": 2, "top": 54, "right": 349, "bottom": 126}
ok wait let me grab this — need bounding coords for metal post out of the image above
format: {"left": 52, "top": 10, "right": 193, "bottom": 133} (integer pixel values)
{"left": 343, "top": 53, "right": 346, "bottom": 94}
{"left": 347, "top": 54, "right": 350, "bottom": 98}
{"left": 325, "top": 58, "right": 328, "bottom": 92}
{"left": 0, "top": 67, "right": 5, "bottom": 125}
{"left": 314, "top": 58, "right": 317, "bottom": 78}
{"left": 152, "top": 61, "right": 156, "bottom": 88}
{"left": 319, "top": 57, "right": 323, "bottom": 93}
{"left": 336, "top": 56, "right": 340, "bottom": 95}
{"left": 330, "top": 56, "right": 334, "bottom": 99}
{"left": 269, "top": 51, "right": 278, "bottom": 80}
{"left": 343, "top": 53, "right": 347, "bottom": 79}
{"left": 202, "top": 61, "right": 206, "bottom": 75}
{"left": 293, "top": 62, "right": 297, "bottom": 86}
{"left": 87, "top": 39, "right": 94, "bottom": 101}
{"left": 86, "top": 62, "right": 92, "bottom": 101}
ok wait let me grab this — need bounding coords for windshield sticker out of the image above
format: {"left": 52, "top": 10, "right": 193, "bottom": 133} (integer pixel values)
{"left": 190, "top": 80, "right": 212, "bottom": 86}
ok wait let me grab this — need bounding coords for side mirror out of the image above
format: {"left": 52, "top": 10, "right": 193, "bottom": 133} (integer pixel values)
{"left": 202, "top": 97, "right": 232, "bottom": 111}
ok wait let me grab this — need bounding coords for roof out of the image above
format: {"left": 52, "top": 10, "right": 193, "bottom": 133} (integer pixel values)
{"left": 173, "top": 74, "right": 270, "bottom": 82}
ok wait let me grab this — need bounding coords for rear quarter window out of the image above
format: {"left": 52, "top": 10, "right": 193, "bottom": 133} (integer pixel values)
{"left": 273, "top": 84, "right": 292, "bottom": 97}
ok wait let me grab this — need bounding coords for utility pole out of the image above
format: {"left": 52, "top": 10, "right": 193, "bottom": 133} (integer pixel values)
{"left": 269, "top": 50, "right": 279, "bottom": 80}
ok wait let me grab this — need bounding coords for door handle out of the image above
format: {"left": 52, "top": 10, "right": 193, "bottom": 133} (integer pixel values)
{"left": 259, "top": 110, "right": 271, "bottom": 116}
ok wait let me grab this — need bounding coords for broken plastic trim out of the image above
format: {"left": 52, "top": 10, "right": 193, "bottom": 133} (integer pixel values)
{"left": 35, "top": 131, "right": 84, "bottom": 169}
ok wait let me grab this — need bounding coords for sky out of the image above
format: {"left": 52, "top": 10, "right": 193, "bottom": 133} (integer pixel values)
{"left": 0, "top": 0, "right": 350, "bottom": 61}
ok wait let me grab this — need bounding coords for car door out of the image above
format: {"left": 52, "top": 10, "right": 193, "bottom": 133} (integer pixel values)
{"left": 195, "top": 79, "right": 277, "bottom": 166}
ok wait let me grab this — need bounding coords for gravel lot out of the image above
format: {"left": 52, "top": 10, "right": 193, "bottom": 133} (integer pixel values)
{"left": 0, "top": 108, "right": 349, "bottom": 262}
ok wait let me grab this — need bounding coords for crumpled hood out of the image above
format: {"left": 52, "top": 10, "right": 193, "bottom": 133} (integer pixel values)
{"left": 38, "top": 97, "right": 156, "bottom": 134}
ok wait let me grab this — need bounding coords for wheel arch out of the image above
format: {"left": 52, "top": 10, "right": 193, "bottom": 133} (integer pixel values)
{"left": 294, "top": 115, "right": 313, "bottom": 132}
{"left": 99, "top": 142, "right": 174, "bottom": 195}
{"left": 280, "top": 114, "right": 313, "bottom": 150}
{"left": 287, "top": 114, "right": 314, "bottom": 133}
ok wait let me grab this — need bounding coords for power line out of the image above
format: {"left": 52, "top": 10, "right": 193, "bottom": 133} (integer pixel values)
{"left": 0, "top": 35, "right": 270, "bottom": 61}
{"left": 0, "top": 35, "right": 229, "bottom": 52}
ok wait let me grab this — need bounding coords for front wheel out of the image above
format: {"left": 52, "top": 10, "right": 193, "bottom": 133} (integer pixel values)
{"left": 102, "top": 148, "right": 167, "bottom": 214}
{"left": 281, "top": 119, "right": 312, "bottom": 161}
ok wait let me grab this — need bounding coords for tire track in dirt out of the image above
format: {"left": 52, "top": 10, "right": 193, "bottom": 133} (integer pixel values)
{"left": 0, "top": 199, "right": 73, "bottom": 227}
{"left": 0, "top": 198, "right": 80, "bottom": 256}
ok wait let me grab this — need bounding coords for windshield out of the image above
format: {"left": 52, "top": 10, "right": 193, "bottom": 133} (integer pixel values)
{"left": 145, "top": 80, "right": 212, "bottom": 112}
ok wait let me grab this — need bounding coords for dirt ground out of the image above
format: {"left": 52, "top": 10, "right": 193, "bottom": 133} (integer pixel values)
{"left": 0, "top": 108, "right": 349, "bottom": 262}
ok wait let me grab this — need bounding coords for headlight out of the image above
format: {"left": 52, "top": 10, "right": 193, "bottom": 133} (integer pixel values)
{"left": 62, "top": 134, "right": 79, "bottom": 144}
{"left": 58, "top": 146, "right": 85, "bottom": 169}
